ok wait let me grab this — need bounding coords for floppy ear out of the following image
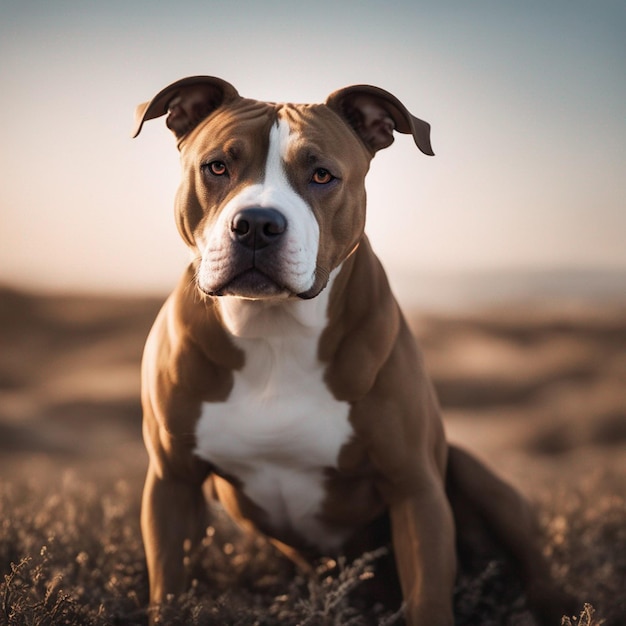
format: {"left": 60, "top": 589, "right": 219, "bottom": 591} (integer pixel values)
{"left": 131, "top": 76, "right": 239, "bottom": 143}
{"left": 326, "top": 85, "right": 434, "bottom": 156}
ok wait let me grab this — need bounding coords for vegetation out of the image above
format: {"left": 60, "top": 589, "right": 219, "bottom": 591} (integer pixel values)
{"left": 1, "top": 289, "right": 624, "bottom": 624}
{"left": 1, "top": 471, "right": 624, "bottom": 625}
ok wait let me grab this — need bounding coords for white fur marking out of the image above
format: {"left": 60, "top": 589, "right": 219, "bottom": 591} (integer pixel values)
{"left": 197, "top": 116, "right": 320, "bottom": 296}
{"left": 195, "top": 270, "right": 353, "bottom": 551}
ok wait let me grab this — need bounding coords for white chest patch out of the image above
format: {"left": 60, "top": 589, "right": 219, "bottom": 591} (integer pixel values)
{"left": 194, "top": 278, "right": 353, "bottom": 552}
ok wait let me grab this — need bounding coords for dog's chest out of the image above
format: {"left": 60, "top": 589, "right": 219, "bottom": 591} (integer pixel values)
{"left": 194, "top": 324, "right": 353, "bottom": 550}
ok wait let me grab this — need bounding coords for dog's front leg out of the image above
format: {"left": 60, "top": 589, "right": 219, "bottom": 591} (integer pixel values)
{"left": 141, "top": 462, "right": 208, "bottom": 609}
{"left": 389, "top": 485, "right": 456, "bottom": 626}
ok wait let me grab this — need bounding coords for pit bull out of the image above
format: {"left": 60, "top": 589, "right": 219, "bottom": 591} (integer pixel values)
{"left": 132, "top": 76, "right": 572, "bottom": 624}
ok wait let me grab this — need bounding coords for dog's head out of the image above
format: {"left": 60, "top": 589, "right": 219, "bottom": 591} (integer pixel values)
{"left": 133, "top": 77, "right": 433, "bottom": 300}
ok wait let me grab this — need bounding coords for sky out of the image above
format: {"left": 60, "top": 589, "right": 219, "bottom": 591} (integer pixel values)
{"left": 1, "top": 0, "right": 625, "bottom": 297}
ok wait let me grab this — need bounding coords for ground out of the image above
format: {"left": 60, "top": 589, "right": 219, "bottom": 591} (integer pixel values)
{"left": 0, "top": 286, "right": 624, "bottom": 625}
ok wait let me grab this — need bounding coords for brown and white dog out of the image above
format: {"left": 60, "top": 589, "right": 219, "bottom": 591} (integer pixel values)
{"left": 132, "top": 76, "right": 572, "bottom": 625}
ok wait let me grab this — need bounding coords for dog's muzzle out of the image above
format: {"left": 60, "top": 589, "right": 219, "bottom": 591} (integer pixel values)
{"left": 200, "top": 206, "right": 292, "bottom": 299}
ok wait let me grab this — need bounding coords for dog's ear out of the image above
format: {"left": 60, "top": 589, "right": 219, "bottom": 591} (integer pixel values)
{"left": 326, "top": 85, "right": 434, "bottom": 156}
{"left": 132, "top": 76, "right": 239, "bottom": 142}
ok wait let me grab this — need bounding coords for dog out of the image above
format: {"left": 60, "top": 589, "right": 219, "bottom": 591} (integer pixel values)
{"left": 132, "top": 76, "right": 573, "bottom": 624}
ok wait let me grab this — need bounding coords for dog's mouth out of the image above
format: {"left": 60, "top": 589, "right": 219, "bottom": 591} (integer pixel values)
{"left": 202, "top": 268, "right": 290, "bottom": 299}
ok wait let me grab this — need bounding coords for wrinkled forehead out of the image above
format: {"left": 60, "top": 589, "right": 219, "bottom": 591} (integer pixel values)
{"left": 180, "top": 98, "right": 276, "bottom": 153}
{"left": 278, "top": 103, "right": 369, "bottom": 158}
{"left": 180, "top": 98, "right": 368, "bottom": 164}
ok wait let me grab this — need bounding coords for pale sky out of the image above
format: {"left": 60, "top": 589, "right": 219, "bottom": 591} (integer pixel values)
{"left": 1, "top": 0, "right": 625, "bottom": 295}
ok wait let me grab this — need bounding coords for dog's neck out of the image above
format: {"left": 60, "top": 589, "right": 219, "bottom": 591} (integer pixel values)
{"left": 214, "top": 265, "right": 340, "bottom": 340}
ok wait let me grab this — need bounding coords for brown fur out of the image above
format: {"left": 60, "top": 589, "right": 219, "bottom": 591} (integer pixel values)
{"left": 134, "top": 77, "right": 574, "bottom": 625}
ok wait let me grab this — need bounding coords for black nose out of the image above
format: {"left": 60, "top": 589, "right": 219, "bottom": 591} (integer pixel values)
{"left": 231, "top": 208, "right": 287, "bottom": 250}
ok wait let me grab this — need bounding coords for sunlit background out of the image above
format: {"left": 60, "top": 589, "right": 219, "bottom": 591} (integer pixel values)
{"left": 1, "top": 0, "right": 625, "bottom": 307}
{"left": 2, "top": 4, "right": 626, "bottom": 622}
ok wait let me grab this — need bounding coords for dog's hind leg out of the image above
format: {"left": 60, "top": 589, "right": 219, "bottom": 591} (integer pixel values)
{"left": 446, "top": 444, "right": 577, "bottom": 625}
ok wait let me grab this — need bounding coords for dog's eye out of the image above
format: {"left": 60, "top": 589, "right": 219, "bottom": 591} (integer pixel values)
{"left": 311, "top": 168, "right": 334, "bottom": 185}
{"left": 203, "top": 161, "right": 228, "bottom": 177}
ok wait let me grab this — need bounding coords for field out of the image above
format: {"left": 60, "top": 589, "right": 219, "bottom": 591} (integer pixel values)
{"left": 0, "top": 286, "right": 624, "bottom": 625}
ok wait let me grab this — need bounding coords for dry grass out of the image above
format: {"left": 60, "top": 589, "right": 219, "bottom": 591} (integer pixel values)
{"left": 1, "top": 287, "right": 624, "bottom": 624}
{"left": 2, "top": 472, "right": 624, "bottom": 625}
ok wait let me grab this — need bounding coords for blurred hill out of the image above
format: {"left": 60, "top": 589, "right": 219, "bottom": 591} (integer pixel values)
{"left": 0, "top": 280, "right": 624, "bottom": 493}
{"left": 390, "top": 267, "right": 626, "bottom": 312}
